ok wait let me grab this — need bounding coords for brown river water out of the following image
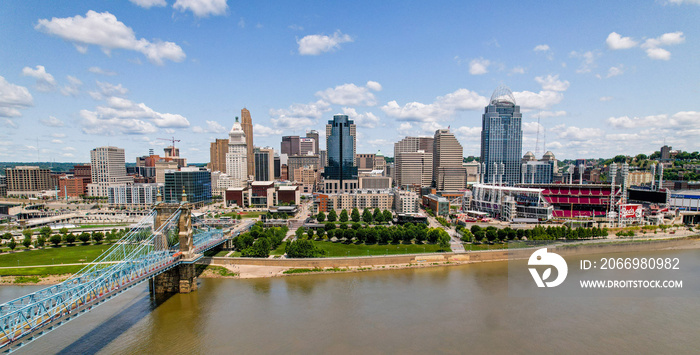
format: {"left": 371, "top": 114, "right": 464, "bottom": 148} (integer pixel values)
{"left": 2, "top": 248, "right": 699, "bottom": 354}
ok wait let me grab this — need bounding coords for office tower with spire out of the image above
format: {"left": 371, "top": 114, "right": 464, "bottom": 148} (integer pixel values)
{"left": 323, "top": 114, "right": 358, "bottom": 193}
{"left": 480, "top": 85, "right": 523, "bottom": 185}
{"left": 241, "top": 108, "right": 254, "bottom": 179}
{"left": 224, "top": 117, "right": 247, "bottom": 188}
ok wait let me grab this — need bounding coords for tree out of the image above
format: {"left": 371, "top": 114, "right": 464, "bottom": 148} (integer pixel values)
{"left": 22, "top": 229, "right": 33, "bottom": 241}
{"left": 58, "top": 227, "right": 69, "bottom": 236}
{"left": 339, "top": 210, "right": 349, "bottom": 223}
{"left": 328, "top": 210, "right": 337, "bottom": 222}
{"left": 351, "top": 208, "right": 360, "bottom": 223}
{"left": 295, "top": 227, "right": 306, "bottom": 239}
{"left": 92, "top": 231, "right": 104, "bottom": 244}
{"left": 64, "top": 233, "right": 77, "bottom": 245}
{"left": 22, "top": 237, "right": 32, "bottom": 249}
{"left": 362, "top": 208, "right": 373, "bottom": 223}
{"left": 470, "top": 225, "right": 482, "bottom": 235}
{"left": 79, "top": 232, "right": 91, "bottom": 244}
{"left": 352, "top": 222, "right": 361, "bottom": 230}
{"left": 285, "top": 239, "right": 325, "bottom": 258}
{"left": 50, "top": 234, "right": 62, "bottom": 246}
{"left": 365, "top": 228, "right": 378, "bottom": 244}
{"left": 316, "top": 228, "right": 326, "bottom": 240}
{"left": 373, "top": 208, "right": 383, "bottom": 223}
{"left": 383, "top": 210, "right": 392, "bottom": 223}
{"left": 242, "top": 237, "right": 271, "bottom": 257}
{"left": 415, "top": 228, "right": 427, "bottom": 244}
{"left": 428, "top": 228, "right": 441, "bottom": 244}
{"left": 438, "top": 231, "right": 451, "bottom": 249}
{"left": 36, "top": 236, "right": 46, "bottom": 248}
{"left": 316, "top": 212, "right": 326, "bottom": 222}
{"left": 486, "top": 229, "right": 498, "bottom": 243}
{"left": 2, "top": 232, "right": 12, "bottom": 240}
{"left": 8, "top": 240, "right": 17, "bottom": 251}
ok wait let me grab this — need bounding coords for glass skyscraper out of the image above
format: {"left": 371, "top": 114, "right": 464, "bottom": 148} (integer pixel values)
{"left": 480, "top": 85, "right": 523, "bottom": 186}
{"left": 324, "top": 114, "right": 357, "bottom": 185}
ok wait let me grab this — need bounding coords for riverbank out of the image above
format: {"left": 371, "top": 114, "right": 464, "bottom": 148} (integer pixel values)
{"left": 203, "top": 235, "right": 700, "bottom": 279}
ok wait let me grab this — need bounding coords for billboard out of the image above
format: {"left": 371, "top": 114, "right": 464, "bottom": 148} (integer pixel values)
{"left": 628, "top": 188, "right": 668, "bottom": 204}
{"left": 619, "top": 204, "right": 642, "bottom": 219}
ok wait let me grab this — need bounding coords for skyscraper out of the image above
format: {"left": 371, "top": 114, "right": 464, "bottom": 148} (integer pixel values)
{"left": 224, "top": 117, "right": 247, "bottom": 188}
{"left": 88, "top": 146, "right": 133, "bottom": 197}
{"left": 281, "top": 136, "right": 301, "bottom": 156}
{"left": 209, "top": 138, "right": 228, "bottom": 173}
{"left": 241, "top": 108, "right": 254, "bottom": 178}
{"left": 323, "top": 114, "right": 358, "bottom": 193}
{"left": 394, "top": 136, "right": 434, "bottom": 188}
{"left": 433, "top": 129, "right": 466, "bottom": 190}
{"left": 306, "top": 130, "right": 320, "bottom": 155}
{"left": 480, "top": 85, "right": 523, "bottom": 185}
{"left": 254, "top": 147, "right": 275, "bottom": 181}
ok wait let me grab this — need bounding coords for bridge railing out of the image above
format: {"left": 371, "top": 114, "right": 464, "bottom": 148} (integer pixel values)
{"left": 0, "top": 208, "right": 184, "bottom": 349}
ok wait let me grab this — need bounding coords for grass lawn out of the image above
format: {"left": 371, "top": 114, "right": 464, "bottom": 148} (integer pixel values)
{"left": 0, "top": 244, "right": 110, "bottom": 268}
{"left": 222, "top": 211, "right": 266, "bottom": 219}
{"left": 271, "top": 243, "right": 286, "bottom": 256}
{"left": 73, "top": 224, "right": 128, "bottom": 229}
{"left": 314, "top": 241, "right": 450, "bottom": 257}
{"left": 463, "top": 241, "right": 529, "bottom": 251}
{"left": 0, "top": 265, "right": 83, "bottom": 276}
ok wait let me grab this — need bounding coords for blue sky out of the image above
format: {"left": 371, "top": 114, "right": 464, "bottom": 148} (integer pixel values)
{"left": 1, "top": 0, "right": 699, "bottom": 163}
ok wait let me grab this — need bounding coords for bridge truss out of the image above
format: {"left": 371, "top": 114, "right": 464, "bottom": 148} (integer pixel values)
{"left": 0, "top": 207, "right": 225, "bottom": 352}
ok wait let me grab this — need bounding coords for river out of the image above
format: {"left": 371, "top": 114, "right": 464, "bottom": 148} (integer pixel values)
{"left": 3, "top": 248, "right": 699, "bottom": 354}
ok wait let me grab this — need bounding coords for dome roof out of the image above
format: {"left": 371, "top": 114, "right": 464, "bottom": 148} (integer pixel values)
{"left": 543, "top": 151, "right": 555, "bottom": 159}
{"left": 490, "top": 85, "right": 516, "bottom": 105}
{"left": 524, "top": 151, "right": 535, "bottom": 158}
{"left": 376, "top": 150, "right": 384, "bottom": 157}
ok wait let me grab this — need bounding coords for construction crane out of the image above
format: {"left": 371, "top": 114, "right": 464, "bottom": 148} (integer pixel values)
{"left": 158, "top": 137, "right": 181, "bottom": 149}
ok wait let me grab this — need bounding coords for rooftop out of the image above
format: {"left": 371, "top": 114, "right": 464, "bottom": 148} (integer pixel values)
{"left": 490, "top": 85, "right": 516, "bottom": 105}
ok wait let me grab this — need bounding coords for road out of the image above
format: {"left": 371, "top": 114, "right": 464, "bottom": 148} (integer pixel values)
{"left": 426, "top": 214, "right": 465, "bottom": 253}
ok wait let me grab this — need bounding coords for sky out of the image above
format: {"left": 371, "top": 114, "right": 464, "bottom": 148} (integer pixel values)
{"left": 1, "top": 0, "right": 699, "bottom": 164}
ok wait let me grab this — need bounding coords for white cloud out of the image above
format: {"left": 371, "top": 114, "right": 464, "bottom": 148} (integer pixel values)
{"left": 605, "top": 32, "right": 638, "bottom": 50}
{"left": 289, "top": 24, "right": 304, "bottom": 31}
{"left": 90, "top": 81, "right": 129, "bottom": 100}
{"left": 453, "top": 126, "right": 481, "bottom": 140}
{"left": 513, "top": 90, "right": 563, "bottom": 110}
{"left": 607, "top": 111, "right": 700, "bottom": 130}
{"left": 61, "top": 75, "right": 83, "bottom": 96}
{"left": 533, "top": 44, "right": 550, "bottom": 52}
{"left": 253, "top": 123, "right": 283, "bottom": 137}
{"left": 174, "top": 0, "right": 228, "bottom": 17}
{"left": 381, "top": 88, "right": 488, "bottom": 122}
{"left": 0, "top": 76, "right": 33, "bottom": 118}
{"left": 599, "top": 96, "right": 613, "bottom": 102}
{"left": 398, "top": 122, "right": 413, "bottom": 136}
{"left": 130, "top": 0, "right": 167, "bottom": 8}
{"left": 22, "top": 65, "right": 57, "bottom": 92}
{"left": 192, "top": 120, "right": 227, "bottom": 133}
{"left": 366, "top": 80, "right": 382, "bottom": 91}
{"left": 88, "top": 67, "right": 117, "bottom": 76}
{"left": 297, "top": 30, "right": 353, "bottom": 55}
{"left": 666, "top": 0, "right": 700, "bottom": 4}
{"left": 51, "top": 133, "right": 66, "bottom": 138}
{"left": 468, "top": 58, "right": 490, "bottom": 75}
{"left": 269, "top": 100, "right": 330, "bottom": 129}
{"left": 341, "top": 107, "right": 380, "bottom": 128}
{"left": 80, "top": 94, "right": 190, "bottom": 135}
{"left": 238, "top": 17, "right": 245, "bottom": 28}
{"left": 641, "top": 32, "right": 685, "bottom": 60}
{"left": 551, "top": 124, "right": 605, "bottom": 141}
{"left": 534, "top": 74, "right": 570, "bottom": 91}
{"left": 606, "top": 65, "right": 624, "bottom": 78}
{"left": 522, "top": 121, "right": 545, "bottom": 135}
{"left": 316, "top": 82, "right": 380, "bottom": 106}
{"left": 51, "top": 139, "right": 64, "bottom": 144}
{"left": 40, "top": 116, "right": 65, "bottom": 127}
{"left": 538, "top": 110, "right": 567, "bottom": 118}
{"left": 570, "top": 50, "right": 600, "bottom": 74}
{"left": 35, "top": 11, "right": 186, "bottom": 65}
{"left": 511, "top": 66, "right": 525, "bottom": 74}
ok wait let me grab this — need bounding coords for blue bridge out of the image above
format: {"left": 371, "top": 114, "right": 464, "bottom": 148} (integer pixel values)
{"left": 0, "top": 201, "right": 238, "bottom": 352}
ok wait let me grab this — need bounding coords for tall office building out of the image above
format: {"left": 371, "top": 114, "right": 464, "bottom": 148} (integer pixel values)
{"left": 433, "top": 129, "right": 466, "bottom": 190}
{"left": 306, "top": 130, "right": 320, "bottom": 155}
{"left": 300, "top": 138, "right": 316, "bottom": 155}
{"left": 88, "top": 146, "right": 133, "bottom": 197}
{"left": 225, "top": 117, "right": 247, "bottom": 187}
{"left": 164, "top": 167, "right": 212, "bottom": 206}
{"left": 241, "top": 108, "right": 254, "bottom": 178}
{"left": 395, "top": 151, "right": 432, "bottom": 187}
{"left": 324, "top": 114, "right": 358, "bottom": 193}
{"left": 4, "top": 166, "right": 53, "bottom": 196}
{"left": 209, "top": 138, "right": 228, "bottom": 173}
{"left": 480, "top": 85, "right": 523, "bottom": 185}
{"left": 254, "top": 147, "right": 275, "bottom": 181}
{"left": 281, "top": 136, "right": 301, "bottom": 156}
{"left": 394, "top": 136, "right": 434, "bottom": 188}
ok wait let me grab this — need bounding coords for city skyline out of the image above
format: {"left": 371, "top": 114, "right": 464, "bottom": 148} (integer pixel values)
{"left": 1, "top": 1, "right": 700, "bottom": 163}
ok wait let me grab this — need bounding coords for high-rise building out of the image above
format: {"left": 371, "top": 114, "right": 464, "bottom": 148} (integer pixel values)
{"left": 254, "top": 147, "right": 275, "bottom": 181}
{"left": 394, "top": 136, "right": 434, "bottom": 188}
{"left": 281, "top": 136, "right": 301, "bottom": 156}
{"left": 224, "top": 117, "right": 247, "bottom": 188}
{"left": 87, "top": 146, "right": 133, "bottom": 197}
{"left": 480, "top": 85, "right": 523, "bottom": 186}
{"left": 209, "top": 138, "right": 228, "bottom": 173}
{"left": 163, "top": 167, "right": 211, "bottom": 206}
{"left": 274, "top": 154, "right": 281, "bottom": 180}
{"left": 299, "top": 137, "right": 316, "bottom": 155}
{"left": 324, "top": 114, "right": 358, "bottom": 193}
{"left": 395, "top": 151, "right": 433, "bottom": 187}
{"left": 660, "top": 145, "right": 672, "bottom": 160}
{"left": 288, "top": 155, "right": 320, "bottom": 181}
{"left": 306, "top": 130, "right": 320, "bottom": 155}
{"left": 356, "top": 153, "right": 376, "bottom": 172}
{"left": 4, "top": 166, "right": 53, "bottom": 196}
{"left": 433, "top": 129, "right": 466, "bottom": 190}
{"left": 241, "top": 108, "right": 254, "bottom": 178}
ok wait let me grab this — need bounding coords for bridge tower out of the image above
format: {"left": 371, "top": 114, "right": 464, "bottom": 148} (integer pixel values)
{"left": 150, "top": 189, "right": 199, "bottom": 294}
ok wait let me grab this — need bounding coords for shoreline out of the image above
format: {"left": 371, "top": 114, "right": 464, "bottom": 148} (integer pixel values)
{"left": 3, "top": 236, "right": 699, "bottom": 285}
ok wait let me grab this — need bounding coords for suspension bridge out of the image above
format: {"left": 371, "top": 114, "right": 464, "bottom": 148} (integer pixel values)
{"left": 0, "top": 197, "right": 238, "bottom": 353}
